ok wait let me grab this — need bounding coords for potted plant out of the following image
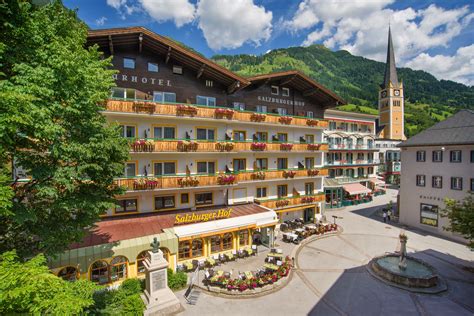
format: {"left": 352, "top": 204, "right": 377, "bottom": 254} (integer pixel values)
{"left": 283, "top": 170, "right": 296, "bottom": 178}
{"left": 176, "top": 104, "right": 198, "bottom": 116}
{"left": 251, "top": 142, "right": 266, "bottom": 151}
{"left": 215, "top": 108, "right": 235, "bottom": 119}
{"left": 250, "top": 113, "right": 266, "bottom": 122}
{"left": 280, "top": 143, "right": 293, "bottom": 151}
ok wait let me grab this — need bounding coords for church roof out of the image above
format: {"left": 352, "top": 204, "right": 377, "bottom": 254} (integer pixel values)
{"left": 381, "top": 26, "right": 399, "bottom": 89}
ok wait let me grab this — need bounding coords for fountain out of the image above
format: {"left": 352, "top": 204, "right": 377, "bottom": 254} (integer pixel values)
{"left": 367, "top": 232, "right": 447, "bottom": 293}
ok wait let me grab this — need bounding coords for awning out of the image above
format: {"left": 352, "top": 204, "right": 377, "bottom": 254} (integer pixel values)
{"left": 343, "top": 183, "right": 372, "bottom": 195}
{"left": 369, "top": 177, "right": 385, "bottom": 186}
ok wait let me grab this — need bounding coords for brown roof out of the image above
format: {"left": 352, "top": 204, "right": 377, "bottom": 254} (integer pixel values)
{"left": 71, "top": 203, "right": 269, "bottom": 249}
{"left": 248, "top": 71, "right": 346, "bottom": 107}
{"left": 87, "top": 27, "right": 250, "bottom": 91}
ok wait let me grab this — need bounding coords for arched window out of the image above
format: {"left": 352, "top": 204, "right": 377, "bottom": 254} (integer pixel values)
{"left": 58, "top": 266, "right": 78, "bottom": 281}
{"left": 222, "top": 233, "right": 232, "bottom": 250}
{"left": 90, "top": 260, "right": 109, "bottom": 284}
{"left": 110, "top": 256, "right": 128, "bottom": 282}
{"left": 137, "top": 250, "right": 151, "bottom": 275}
{"left": 192, "top": 239, "right": 203, "bottom": 257}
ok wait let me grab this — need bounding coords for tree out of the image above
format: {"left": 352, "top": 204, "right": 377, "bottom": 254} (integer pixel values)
{"left": 440, "top": 192, "right": 474, "bottom": 249}
{"left": 0, "top": 251, "right": 99, "bottom": 314}
{"left": 0, "top": 1, "right": 129, "bottom": 258}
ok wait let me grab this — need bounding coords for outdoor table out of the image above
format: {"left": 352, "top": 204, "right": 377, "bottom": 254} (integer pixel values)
{"left": 263, "top": 263, "right": 278, "bottom": 271}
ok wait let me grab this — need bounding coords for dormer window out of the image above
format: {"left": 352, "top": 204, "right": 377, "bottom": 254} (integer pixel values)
{"left": 173, "top": 65, "right": 183, "bottom": 75}
{"left": 282, "top": 87, "right": 290, "bottom": 97}
{"left": 271, "top": 86, "right": 279, "bottom": 95}
{"left": 206, "top": 80, "right": 213, "bottom": 87}
{"left": 123, "top": 57, "right": 135, "bottom": 69}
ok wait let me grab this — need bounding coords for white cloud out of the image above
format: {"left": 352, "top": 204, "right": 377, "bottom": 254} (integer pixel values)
{"left": 106, "top": 0, "right": 126, "bottom": 10}
{"left": 95, "top": 16, "right": 107, "bottom": 26}
{"left": 139, "top": 0, "right": 196, "bottom": 27}
{"left": 405, "top": 45, "right": 474, "bottom": 86}
{"left": 106, "top": 0, "right": 139, "bottom": 19}
{"left": 196, "top": 0, "right": 273, "bottom": 50}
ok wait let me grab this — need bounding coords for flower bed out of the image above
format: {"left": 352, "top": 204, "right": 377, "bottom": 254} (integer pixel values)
{"left": 132, "top": 101, "right": 155, "bottom": 113}
{"left": 131, "top": 139, "right": 154, "bottom": 152}
{"left": 217, "top": 174, "right": 236, "bottom": 185}
{"left": 214, "top": 108, "right": 235, "bottom": 119}
{"left": 280, "top": 143, "right": 293, "bottom": 151}
{"left": 307, "top": 169, "right": 319, "bottom": 177}
{"left": 133, "top": 177, "right": 159, "bottom": 190}
{"left": 251, "top": 142, "right": 266, "bottom": 151}
{"left": 177, "top": 177, "right": 199, "bottom": 187}
{"left": 306, "top": 119, "right": 319, "bottom": 127}
{"left": 251, "top": 171, "right": 265, "bottom": 180}
{"left": 215, "top": 142, "right": 234, "bottom": 152}
{"left": 177, "top": 140, "right": 199, "bottom": 152}
{"left": 307, "top": 143, "right": 321, "bottom": 151}
{"left": 275, "top": 199, "right": 290, "bottom": 208}
{"left": 176, "top": 104, "right": 198, "bottom": 116}
{"left": 250, "top": 113, "right": 266, "bottom": 122}
{"left": 278, "top": 116, "right": 293, "bottom": 125}
{"left": 282, "top": 170, "right": 296, "bottom": 179}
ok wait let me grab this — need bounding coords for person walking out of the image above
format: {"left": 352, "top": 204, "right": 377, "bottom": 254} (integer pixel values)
{"left": 383, "top": 211, "right": 387, "bottom": 223}
{"left": 387, "top": 209, "right": 392, "bottom": 222}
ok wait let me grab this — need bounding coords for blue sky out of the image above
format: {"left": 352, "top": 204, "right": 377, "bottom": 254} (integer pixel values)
{"left": 64, "top": 0, "right": 474, "bottom": 85}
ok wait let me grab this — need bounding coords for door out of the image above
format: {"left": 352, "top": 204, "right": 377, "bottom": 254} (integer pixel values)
{"left": 304, "top": 207, "right": 314, "bottom": 223}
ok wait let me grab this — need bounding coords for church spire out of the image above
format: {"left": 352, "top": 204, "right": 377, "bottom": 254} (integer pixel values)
{"left": 382, "top": 26, "right": 399, "bottom": 89}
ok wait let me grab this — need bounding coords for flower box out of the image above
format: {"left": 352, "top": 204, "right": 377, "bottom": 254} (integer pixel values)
{"left": 282, "top": 170, "right": 296, "bottom": 179}
{"left": 133, "top": 177, "right": 159, "bottom": 190}
{"left": 251, "top": 142, "right": 267, "bottom": 151}
{"left": 306, "top": 119, "right": 319, "bottom": 127}
{"left": 215, "top": 142, "right": 234, "bottom": 152}
{"left": 176, "top": 104, "right": 198, "bottom": 116}
{"left": 278, "top": 116, "right": 293, "bottom": 125}
{"left": 301, "top": 196, "right": 315, "bottom": 204}
{"left": 307, "top": 169, "right": 319, "bottom": 177}
{"left": 217, "top": 174, "right": 236, "bottom": 185}
{"left": 250, "top": 113, "right": 266, "bottom": 122}
{"left": 280, "top": 143, "right": 293, "bottom": 151}
{"left": 131, "top": 139, "right": 154, "bottom": 152}
{"left": 214, "top": 108, "right": 235, "bottom": 119}
{"left": 276, "top": 199, "right": 290, "bottom": 208}
{"left": 132, "top": 101, "right": 155, "bottom": 113}
{"left": 251, "top": 171, "right": 265, "bottom": 180}
{"left": 177, "top": 176, "right": 199, "bottom": 187}
{"left": 177, "top": 140, "right": 199, "bottom": 152}
{"left": 307, "top": 143, "right": 321, "bottom": 151}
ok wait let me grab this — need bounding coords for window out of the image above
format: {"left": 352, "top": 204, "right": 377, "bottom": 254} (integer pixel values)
{"left": 210, "top": 235, "right": 222, "bottom": 253}
{"left": 277, "top": 158, "right": 288, "bottom": 170}
{"left": 471, "top": 178, "right": 474, "bottom": 191}
{"left": 111, "top": 87, "right": 136, "bottom": 100}
{"left": 233, "top": 159, "right": 246, "bottom": 172}
{"left": 277, "top": 107, "right": 287, "bottom": 115}
{"left": 124, "top": 162, "right": 136, "bottom": 177}
{"left": 136, "top": 251, "right": 151, "bottom": 274}
{"left": 271, "top": 85, "right": 279, "bottom": 95}
{"left": 205, "top": 80, "right": 213, "bottom": 87}
{"left": 195, "top": 192, "right": 213, "bottom": 205}
{"left": 432, "top": 150, "right": 443, "bottom": 162}
{"left": 172, "top": 65, "right": 183, "bottom": 74}
{"left": 90, "top": 260, "right": 109, "bottom": 284}
{"left": 233, "top": 102, "right": 245, "bottom": 111}
{"left": 367, "top": 167, "right": 374, "bottom": 174}
{"left": 305, "top": 135, "right": 315, "bottom": 144}
{"left": 58, "top": 266, "right": 78, "bottom": 281}
{"left": 255, "top": 158, "right": 268, "bottom": 170}
{"left": 416, "top": 151, "right": 426, "bottom": 162}
{"left": 350, "top": 123, "right": 357, "bottom": 132}
{"left": 154, "top": 162, "right": 176, "bottom": 175}
{"left": 256, "top": 105, "right": 267, "bottom": 113}
{"left": 306, "top": 111, "right": 314, "bottom": 118}
{"left": 416, "top": 175, "right": 425, "bottom": 187}
{"left": 277, "top": 133, "right": 288, "bottom": 142}
{"left": 197, "top": 128, "right": 215, "bottom": 140}
{"left": 471, "top": 150, "right": 474, "bottom": 163}
{"left": 451, "top": 177, "right": 463, "bottom": 190}
{"left": 277, "top": 185, "right": 288, "bottom": 198}
{"left": 239, "top": 230, "right": 249, "bottom": 246}
{"left": 123, "top": 57, "right": 135, "bottom": 69}
{"left": 153, "top": 91, "right": 176, "bottom": 103}
{"left": 153, "top": 126, "right": 176, "bottom": 139}
{"left": 420, "top": 204, "right": 438, "bottom": 227}
{"left": 196, "top": 95, "right": 216, "bottom": 107}
{"left": 181, "top": 193, "right": 189, "bottom": 204}
{"left": 256, "top": 187, "right": 267, "bottom": 198}
{"left": 450, "top": 150, "right": 462, "bottom": 162}
{"left": 197, "top": 161, "right": 215, "bottom": 174}
{"left": 357, "top": 153, "right": 364, "bottom": 160}
{"left": 233, "top": 131, "right": 246, "bottom": 141}
{"left": 282, "top": 87, "right": 290, "bottom": 97}
{"left": 119, "top": 125, "right": 136, "bottom": 138}
{"left": 148, "top": 62, "right": 159, "bottom": 72}
{"left": 110, "top": 256, "right": 128, "bottom": 281}
{"left": 178, "top": 241, "right": 191, "bottom": 259}
{"left": 305, "top": 182, "right": 314, "bottom": 196}
{"left": 329, "top": 121, "right": 336, "bottom": 131}
{"left": 192, "top": 239, "right": 203, "bottom": 257}
{"left": 255, "top": 132, "right": 268, "bottom": 142}
{"left": 115, "top": 198, "right": 138, "bottom": 214}
{"left": 432, "top": 176, "right": 442, "bottom": 188}
{"left": 222, "top": 233, "right": 232, "bottom": 250}
{"left": 155, "top": 195, "right": 175, "bottom": 210}
{"left": 305, "top": 157, "right": 314, "bottom": 169}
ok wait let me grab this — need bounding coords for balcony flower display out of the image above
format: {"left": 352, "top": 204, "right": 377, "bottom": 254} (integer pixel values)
{"left": 177, "top": 140, "right": 199, "bottom": 152}
{"left": 215, "top": 142, "right": 234, "bottom": 152}
{"left": 133, "top": 177, "right": 159, "bottom": 190}
{"left": 307, "top": 169, "right": 319, "bottom": 177}
{"left": 301, "top": 196, "right": 315, "bottom": 204}
{"left": 250, "top": 113, "right": 266, "bottom": 122}
{"left": 132, "top": 101, "right": 155, "bottom": 114}
{"left": 251, "top": 171, "right": 265, "bottom": 180}
{"left": 278, "top": 116, "right": 293, "bottom": 125}
{"left": 280, "top": 143, "right": 293, "bottom": 151}
{"left": 306, "top": 119, "right": 319, "bottom": 127}
{"left": 176, "top": 104, "right": 198, "bottom": 116}
{"left": 307, "top": 143, "right": 321, "bottom": 151}
{"left": 251, "top": 142, "right": 266, "bottom": 151}
{"left": 282, "top": 170, "right": 296, "bottom": 179}
{"left": 131, "top": 139, "right": 154, "bottom": 152}
{"left": 217, "top": 174, "right": 236, "bottom": 185}
{"left": 276, "top": 199, "right": 290, "bottom": 208}
{"left": 177, "top": 176, "right": 199, "bottom": 187}
{"left": 214, "top": 108, "right": 235, "bottom": 119}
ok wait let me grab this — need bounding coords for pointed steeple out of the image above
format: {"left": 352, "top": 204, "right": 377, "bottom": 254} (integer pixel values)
{"left": 381, "top": 26, "right": 399, "bottom": 89}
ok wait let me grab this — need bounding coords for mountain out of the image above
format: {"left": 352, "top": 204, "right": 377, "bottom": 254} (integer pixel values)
{"left": 212, "top": 45, "right": 473, "bottom": 137}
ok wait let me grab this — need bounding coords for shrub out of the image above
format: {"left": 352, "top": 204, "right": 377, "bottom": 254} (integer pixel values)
{"left": 167, "top": 268, "right": 188, "bottom": 291}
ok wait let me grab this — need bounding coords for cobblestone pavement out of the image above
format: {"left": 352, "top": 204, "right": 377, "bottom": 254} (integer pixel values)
{"left": 176, "top": 189, "right": 474, "bottom": 316}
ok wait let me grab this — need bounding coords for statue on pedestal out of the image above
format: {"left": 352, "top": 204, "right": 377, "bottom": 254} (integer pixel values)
{"left": 398, "top": 233, "right": 408, "bottom": 271}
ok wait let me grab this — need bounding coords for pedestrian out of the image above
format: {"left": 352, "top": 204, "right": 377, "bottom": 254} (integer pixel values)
{"left": 387, "top": 209, "right": 392, "bottom": 222}
{"left": 383, "top": 211, "right": 387, "bottom": 223}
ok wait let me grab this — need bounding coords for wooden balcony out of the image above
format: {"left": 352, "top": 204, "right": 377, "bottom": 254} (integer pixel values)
{"left": 255, "top": 193, "right": 325, "bottom": 210}
{"left": 105, "top": 99, "right": 329, "bottom": 129}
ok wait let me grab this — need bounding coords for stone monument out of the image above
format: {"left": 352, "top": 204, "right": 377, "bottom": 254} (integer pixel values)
{"left": 142, "top": 237, "right": 182, "bottom": 316}
{"left": 398, "top": 233, "right": 407, "bottom": 270}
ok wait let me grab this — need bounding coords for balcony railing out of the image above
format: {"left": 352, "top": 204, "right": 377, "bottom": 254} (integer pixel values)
{"left": 254, "top": 193, "right": 325, "bottom": 210}
{"left": 128, "top": 138, "right": 328, "bottom": 153}
{"left": 325, "top": 160, "right": 379, "bottom": 167}
{"left": 328, "top": 144, "right": 376, "bottom": 150}
{"left": 114, "top": 168, "right": 328, "bottom": 191}
{"left": 105, "top": 99, "right": 329, "bottom": 129}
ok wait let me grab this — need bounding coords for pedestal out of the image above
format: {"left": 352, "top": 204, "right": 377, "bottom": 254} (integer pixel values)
{"left": 141, "top": 250, "right": 182, "bottom": 316}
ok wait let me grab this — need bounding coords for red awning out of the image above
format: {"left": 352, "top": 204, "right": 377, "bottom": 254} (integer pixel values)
{"left": 369, "top": 178, "right": 385, "bottom": 186}
{"left": 343, "top": 183, "right": 372, "bottom": 195}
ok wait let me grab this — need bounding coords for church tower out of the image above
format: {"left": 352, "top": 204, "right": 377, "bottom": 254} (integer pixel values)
{"left": 378, "top": 26, "right": 406, "bottom": 140}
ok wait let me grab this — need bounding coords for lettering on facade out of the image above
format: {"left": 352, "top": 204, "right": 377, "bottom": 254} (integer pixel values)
{"left": 257, "top": 95, "right": 305, "bottom": 106}
{"left": 112, "top": 73, "right": 171, "bottom": 87}
{"left": 175, "top": 208, "right": 232, "bottom": 225}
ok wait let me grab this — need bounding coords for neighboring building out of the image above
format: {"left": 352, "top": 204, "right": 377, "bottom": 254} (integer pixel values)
{"left": 398, "top": 110, "right": 474, "bottom": 243}
{"left": 47, "top": 27, "right": 345, "bottom": 284}
{"left": 376, "top": 138, "right": 401, "bottom": 185}
{"left": 323, "top": 110, "right": 381, "bottom": 208}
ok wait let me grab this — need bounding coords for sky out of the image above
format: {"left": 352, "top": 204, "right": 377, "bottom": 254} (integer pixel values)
{"left": 64, "top": 0, "right": 474, "bottom": 86}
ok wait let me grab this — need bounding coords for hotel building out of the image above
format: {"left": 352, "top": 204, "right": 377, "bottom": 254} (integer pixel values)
{"left": 399, "top": 110, "right": 474, "bottom": 243}
{"left": 47, "top": 27, "right": 345, "bottom": 284}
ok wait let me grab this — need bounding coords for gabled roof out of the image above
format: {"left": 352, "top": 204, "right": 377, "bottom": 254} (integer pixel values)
{"left": 381, "top": 26, "right": 399, "bottom": 89}
{"left": 398, "top": 110, "right": 474, "bottom": 147}
{"left": 87, "top": 27, "right": 249, "bottom": 92}
{"left": 248, "top": 70, "right": 346, "bottom": 107}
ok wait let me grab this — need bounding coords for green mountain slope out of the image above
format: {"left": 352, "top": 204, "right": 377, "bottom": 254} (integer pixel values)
{"left": 212, "top": 46, "right": 473, "bottom": 137}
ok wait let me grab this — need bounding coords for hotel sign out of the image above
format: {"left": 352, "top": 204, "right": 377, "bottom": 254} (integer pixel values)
{"left": 257, "top": 96, "right": 305, "bottom": 107}
{"left": 175, "top": 208, "right": 232, "bottom": 225}
{"left": 113, "top": 73, "right": 172, "bottom": 86}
